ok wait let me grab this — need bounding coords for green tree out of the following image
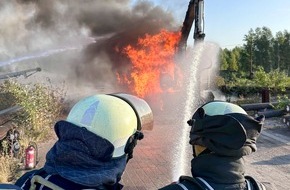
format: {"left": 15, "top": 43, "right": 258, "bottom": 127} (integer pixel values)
{"left": 220, "top": 49, "right": 229, "bottom": 70}
{"left": 229, "top": 47, "right": 241, "bottom": 71}
{"left": 276, "top": 30, "right": 290, "bottom": 74}
{"left": 242, "top": 28, "right": 256, "bottom": 75}
{"left": 253, "top": 27, "right": 274, "bottom": 72}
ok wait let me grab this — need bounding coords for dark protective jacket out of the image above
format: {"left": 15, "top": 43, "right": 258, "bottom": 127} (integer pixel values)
{"left": 15, "top": 121, "right": 126, "bottom": 190}
{"left": 160, "top": 108, "right": 277, "bottom": 190}
{"left": 159, "top": 154, "right": 276, "bottom": 190}
{"left": 159, "top": 175, "right": 275, "bottom": 190}
{"left": 15, "top": 168, "right": 123, "bottom": 190}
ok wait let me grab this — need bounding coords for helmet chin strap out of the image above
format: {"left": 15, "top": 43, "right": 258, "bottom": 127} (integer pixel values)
{"left": 124, "top": 131, "right": 144, "bottom": 163}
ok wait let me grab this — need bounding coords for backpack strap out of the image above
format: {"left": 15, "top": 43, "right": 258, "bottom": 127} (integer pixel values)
{"left": 29, "top": 175, "right": 64, "bottom": 190}
{"left": 245, "top": 176, "right": 267, "bottom": 190}
{"left": 15, "top": 169, "right": 45, "bottom": 189}
{"left": 195, "top": 177, "right": 214, "bottom": 190}
{"left": 178, "top": 176, "right": 211, "bottom": 190}
{"left": 167, "top": 175, "right": 271, "bottom": 190}
{"left": 16, "top": 169, "right": 64, "bottom": 190}
{"left": 176, "top": 182, "right": 189, "bottom": 190}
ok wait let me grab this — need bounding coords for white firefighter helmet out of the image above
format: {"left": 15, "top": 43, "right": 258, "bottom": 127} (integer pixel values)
{"left": 188, "top": 101, "right": 264, "bottom": 157}
{"left": 66, "top": 94, "right": 141, "bottom": 158}
{"left": 201, "top": 101, "right": 247, "bottom": 116}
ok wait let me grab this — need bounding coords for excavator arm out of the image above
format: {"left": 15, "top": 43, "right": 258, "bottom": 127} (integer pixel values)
{"left": 193, "top": 0, "right": 205, "bottom": 42}
{"left": 178, "top": 0, "right": 205, "bottom": 54}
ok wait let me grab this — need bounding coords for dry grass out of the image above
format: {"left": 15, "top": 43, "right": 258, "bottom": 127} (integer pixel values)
{"left": 0, "top": 154, "right": 19, "bottom": 183}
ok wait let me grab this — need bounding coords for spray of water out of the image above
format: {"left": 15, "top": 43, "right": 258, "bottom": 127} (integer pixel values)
{"left": 0, "top": 38, "right": 96, "bottom": 67}
{"left": 0, "top": 47, "right": 77, "bottom": 67}
{"left": 172, "top": 42, "right": 205, "bottom": 180}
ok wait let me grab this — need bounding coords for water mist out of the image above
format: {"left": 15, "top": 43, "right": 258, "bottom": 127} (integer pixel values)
{"left": 172, "top": 42, "right": 220, "bottom": 181}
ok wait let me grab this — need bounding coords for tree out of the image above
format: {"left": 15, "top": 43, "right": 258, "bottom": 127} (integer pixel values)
{"left": 221, "top": 27, "right": 290, "bottom": 78}
{"left": 220, "top": 48, "right": 229, "bottom": 70}
{"left": 242, "top": 28, "right": 256, "bottom": 75}
{"left": 253, "top": 27, "right": 274, "bottom": 72}
{"left": 230, "top": 47, "right": 241, "bottom": 71}
{"left": 272, "top": 30, "right": 290, "bottom": 74}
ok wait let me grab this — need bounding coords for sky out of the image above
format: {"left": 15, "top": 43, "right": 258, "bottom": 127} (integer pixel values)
{"left": 149, "top": 0, "right": 290, "bottom": 48}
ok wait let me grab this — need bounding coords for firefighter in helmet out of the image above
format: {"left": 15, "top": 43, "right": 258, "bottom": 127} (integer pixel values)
{"left": 159, "top": 101, "right": 276, "bottom": 190}
{"left": 15, "top": 93, "right": 153, "bottom": 190}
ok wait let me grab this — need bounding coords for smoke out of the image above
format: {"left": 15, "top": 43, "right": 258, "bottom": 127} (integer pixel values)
{"left": 0, "top": 0, "right": 180, "bottom": 97}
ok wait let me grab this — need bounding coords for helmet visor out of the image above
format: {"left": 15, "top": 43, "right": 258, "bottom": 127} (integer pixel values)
{"left": 202, "top": 101, "right": 247, "bottom": 116}
{"left": 109, "top": 93, "right": 154, "bottom": 131}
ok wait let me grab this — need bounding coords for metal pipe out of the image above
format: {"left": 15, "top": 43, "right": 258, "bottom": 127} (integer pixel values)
{"left": 0, "top": 67, "right": 41, "bottom": 80}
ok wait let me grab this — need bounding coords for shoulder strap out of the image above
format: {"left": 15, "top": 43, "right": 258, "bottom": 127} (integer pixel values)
{"left": 15, "top": 169, "right": 44, "bottom": 189}
{"left": 16, "top": 168, "right": 64, "bottom": 190}
{"left": 178, "top": 176, "right": 211, "bottom": 190}
{"left": 245, "top": 176, "right": 267, "bottom": 190}
{"left": 29, "top": 175, "right": 64, "bottom": 190}
{"left": 195, "top": 177, "right": 214, "bottom": 190}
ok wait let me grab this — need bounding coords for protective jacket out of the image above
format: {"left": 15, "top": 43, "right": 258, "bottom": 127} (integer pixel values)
{"left": 159, "top": 153, "right": 276, "bottom": 190}
{"left": 158, "top": 175, "right": 274, "bottom": 190}
{"left": 159, "top": 101, "right": 277, "bottom": 190}
{"left": 15, "top": 121, "right": 126, "bottom": 190}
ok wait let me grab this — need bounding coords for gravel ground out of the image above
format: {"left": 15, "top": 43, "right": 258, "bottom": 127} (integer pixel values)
{"left": 263, "top": 116, "right": 290, "bottom": 137}
{"left": 245, "top": 116, "right": 290, "bottom": 190}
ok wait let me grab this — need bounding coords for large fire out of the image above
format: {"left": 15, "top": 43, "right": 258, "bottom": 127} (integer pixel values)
{"left": 117, "top": 29, "right": 182, "bottom": 98}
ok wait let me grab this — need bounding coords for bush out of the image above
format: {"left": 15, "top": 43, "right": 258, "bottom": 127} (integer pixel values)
{"left": 0, "top": 79, "right": 66, "bottom": 183}
{"left": 1, "top": 79, "right": 66, "bottom": 141}
{"left": 219, "top": 67, "right": 290, "bottom": 97}
{"left": 274, "top": 95, "right": 290, "bottom": 110}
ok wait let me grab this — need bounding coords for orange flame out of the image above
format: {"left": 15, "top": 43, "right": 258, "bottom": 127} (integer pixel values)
{"left": 118, "top": 29, "right": 182, "bottom": 98}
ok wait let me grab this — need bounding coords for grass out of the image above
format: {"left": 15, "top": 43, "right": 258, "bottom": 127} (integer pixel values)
{"left": 0, "top": 153, "right": 19, "bottom": 183}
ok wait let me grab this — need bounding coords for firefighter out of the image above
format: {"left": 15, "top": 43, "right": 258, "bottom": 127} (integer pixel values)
{"left": 15, "top": 93, "right": 153, "bottom": 190}
{"left": 159, "top": 101, "right": 276, "bottom": 190}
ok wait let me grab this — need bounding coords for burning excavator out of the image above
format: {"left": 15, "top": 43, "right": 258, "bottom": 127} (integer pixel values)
{"left": 117, "top": 0, "right": 218, "bottom": 111}
{"left": 117, "top": 0, "right": 209, "bottom": 109}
